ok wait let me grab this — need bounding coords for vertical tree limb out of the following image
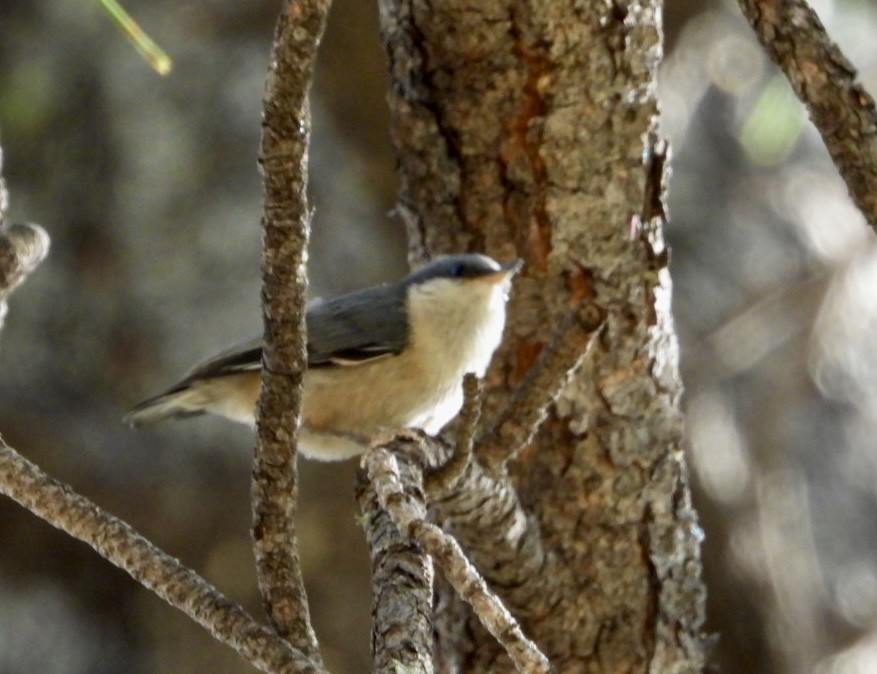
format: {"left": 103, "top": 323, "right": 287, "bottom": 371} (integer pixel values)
{"left": 364, "top": 442, "right": 552, "bottom": 674}
{"left": 0, "top": 437, "right": 322, "bottom": 674}
{"left": 377, "top": 0, "right": 706, "bottom": 670}
{"left": 1, "top": 132, "right": 323, "bottom": 673}
{"left": 737, "top": 0, "right": 877, "bottom": 234}
{"left": 253, "top": 0, "right": 330, "bottom": 659}
{"left": 357, "top": 440, "right": 435, "bottom": 674}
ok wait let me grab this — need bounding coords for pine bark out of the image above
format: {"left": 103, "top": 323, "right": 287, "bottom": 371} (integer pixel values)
{"left": 377, "top": 0, "right": 707, "bottom": 671}
{"left": 254, "top": 0, "right": 330, "bottom": 663}
{"left": 737, "top": 0, "right": 877, "bottom": 234}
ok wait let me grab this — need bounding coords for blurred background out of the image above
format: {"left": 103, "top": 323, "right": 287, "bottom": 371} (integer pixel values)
{"left": 0, "top": 0, "right": 875, "bottom": 672}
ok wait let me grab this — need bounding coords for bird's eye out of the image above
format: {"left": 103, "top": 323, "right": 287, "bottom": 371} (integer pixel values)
{"left": 450, "top": 263, "right": 465, "bottom": 278}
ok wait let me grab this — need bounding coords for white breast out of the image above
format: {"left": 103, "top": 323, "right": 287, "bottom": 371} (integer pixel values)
{"left": 297, "top": 277, "right": 509, "bottom": 460}
{"left": 402, "top": 278, "right": 508, "bottom": 429}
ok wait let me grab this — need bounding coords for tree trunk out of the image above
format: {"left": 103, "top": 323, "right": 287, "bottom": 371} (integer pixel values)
{"left": 377, "top": 0, "right": 707, "bottom": 671}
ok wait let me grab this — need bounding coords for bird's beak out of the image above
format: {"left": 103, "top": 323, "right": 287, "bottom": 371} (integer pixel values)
{"left": 499, "top": 258, "right": 524, "bottom": 275}
{"left": 480, "top": 259, "right": 524, "bottom": 286}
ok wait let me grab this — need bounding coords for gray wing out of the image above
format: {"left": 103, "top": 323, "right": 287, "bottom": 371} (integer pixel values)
{"left": 178, "top": 336, "right": 263, "bottom": 385}
{"left": 306, "top": 282, "right": 409, "bottom": 366}
{"left": 181, "top": 282, "right": 409, "bottom": 380}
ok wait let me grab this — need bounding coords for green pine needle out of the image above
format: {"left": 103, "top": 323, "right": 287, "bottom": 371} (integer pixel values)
{"left": 98, "top": 0, "right": 172, "bottom": 75}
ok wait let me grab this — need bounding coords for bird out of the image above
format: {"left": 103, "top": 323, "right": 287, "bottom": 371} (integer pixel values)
{"left": 126, "top": 253, "right": 521, "bottom": 461}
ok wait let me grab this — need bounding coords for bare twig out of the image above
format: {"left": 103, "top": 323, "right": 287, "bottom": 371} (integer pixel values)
{"left": 428, "top": 454, "right": 556, "bottom": 619}
{"left": 0, "top": 142, "right": 50, "bottom": 337}
{"left": 371, "top": 427, "right": 555, "bottom": 623}
{"left": 424, "top": 373, "right": 483, "bottom": 497}
{"left": 357, "top": 439, "right": 434, "bottom": 674}
{"left": 476, "top": 302, "right": 605, "bottom": 472}
{"left": 410, "top": 519, "right": 551, "bottom": 674}
{"left": 737, "top": 0, "right": 877, "bottom": 234}
{"left": 365, "top": 446, "right": 552, "bottom": 674}
{"left": 368, "top": 436, "right": 556, "bottom": 623}
{"left": 253, "top": 0, "right": 330, "bottom": 658}
{"left": 0, "top": 222, "right": 50, "bottom": 299}
{"left": 0, "top": 221, "right": 50, "bottom": 339}
{"left": 0, "top": 437, "right": 322, "bottom": 674}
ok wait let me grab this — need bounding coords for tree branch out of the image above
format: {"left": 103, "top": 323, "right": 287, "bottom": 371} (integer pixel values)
{"left": 365, "top": 443, "right": 552, "bottom": 674}
{"left": 476, "top": 302, "right": 605, "bottom": 473}
{"left": 254, "top": 0, "right": 330, "bottom": 658}
{"left": 357, "top": 440, "right": 435, "bottom": 674}
{"left": 0, "top": 130, "right": 326, "bottom": 674}
{"left": 424, "top": 373, "right": 482, "bottom": 497}
{"left": 377, "top": 0, "right": 706, "bottom": 668}
{"left": 427, "top": 452, "right": 558, "bottom": 621}
{"left": 0, "top": 222, "right": 49, "bottom": 300}
{"left": 0, "top": 437, "right": 322, "bottom": 674}
{"left": 737, "top": 0, "right": 877, "bottom": 234}
{"left": 420, "top": 305, "right": 605, "bottom": 623}
{"left": 0, "top": 143, "right": 50, "bottom": 336}
{"left": 366, "top": 430, "right": 556, "bottom": 626}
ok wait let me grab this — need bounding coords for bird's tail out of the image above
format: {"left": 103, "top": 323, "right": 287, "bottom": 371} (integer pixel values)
{"left": 125, "top": 372, "right": 259, "bottom": 428}
{"left": 124, "top": 386, "right": 206, "bottom": 427}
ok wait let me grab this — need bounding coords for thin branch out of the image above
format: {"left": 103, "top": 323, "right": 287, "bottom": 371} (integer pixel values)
{"left": 360, "top": 305, "right": 604, "bottom": 626}
{"left": 476, "top": 302, "right": 605, "bottom": 473}
{"left": 0, "top": 437, "right": 322, "bottom": 674}
{"left": 253, "top": 0, "right": 330, "bottom": 659}
{"left": 428, "top": 453, "right": 556, "bottom": 619}
{"left": 409, "top": 519, "right": 550, "bottom": 674}
{"left": 0, "top": 142, "right": 50, "bottom": 337}
{"left": 372, "top": 437, "right": 555, "bottom": 623}
{"left": 737, "top": 0, "right": 877, "bottom": 234}
{"left": 424, "top": 373, "right": 482, "bottom": 497}
{"left": 365, "top": 446, "right": 552, "bottom": 674}
{"left": 0, "top": 222, "right": 50, "bottom": 300}
{"left": 357, "top": 439, "right": 434, "bottom": 674}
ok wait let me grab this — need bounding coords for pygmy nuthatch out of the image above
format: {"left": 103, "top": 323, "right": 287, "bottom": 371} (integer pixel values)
{"left": 126, "top": 254, "right": 521, "bottom": 460}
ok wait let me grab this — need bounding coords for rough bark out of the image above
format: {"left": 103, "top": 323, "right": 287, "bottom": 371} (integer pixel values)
{"left": 362, "top": 439, "right": 552, "bottom": 674}
{"left": 0, "top": 436, "right": 322, "bottom": 674}
{"left": 0, "top": 131, "right": 327, "bottom": 673}
{"left": 357, "top": 441, "right": 435, "bottom": 674}
{"left": 253, "top": 0, "right": 330, "bottom": 661}
{"left": 737, "top": 0, "right": 877, "bottom": 235}
{"left": 377, "top": 0, "right": 706, "bottom": 671}
{"left": 0, "top": 144, "right": 50, "bottom": 338}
